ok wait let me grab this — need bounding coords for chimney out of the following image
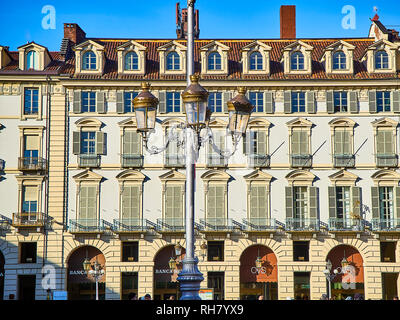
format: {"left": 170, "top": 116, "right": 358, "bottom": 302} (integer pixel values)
{"left": 280, "top": 5, "right": 296, "bottom": 39}
{"left": 63, "top": 23, "right": 86, "bottom": 45}
{"left": 176, "top": 2, "right": 200, "bottom": 39}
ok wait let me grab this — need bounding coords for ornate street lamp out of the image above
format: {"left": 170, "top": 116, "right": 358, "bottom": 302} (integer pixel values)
{"left": 83, "top": 256, "right": 104, "bottom": 301}
{"left": 169, "top": 257, "right": 177, "bottom": 271}
{"left": 255, "top": 247, "right": 263, "bottom": 268}
{"left": 175, "top": 242, "right": 183, "bottom": 257}
{"left": 227, "top": 87, "right": 254, "bottom": 138}
{"left": 200, "top": 241, "right": 208, "bottom": 261}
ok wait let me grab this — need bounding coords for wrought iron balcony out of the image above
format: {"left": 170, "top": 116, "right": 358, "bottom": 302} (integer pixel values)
{"left": 206, "top": 155, "right": 226, "bottom": 168}
{"left": 333, "top": 154, "right": 355, "bottom": 168}
{"left": 241, "top": 218, "right": 277, "bottom": 232}
{"left": 68, "top": 219, "right": 107, "bottom": 233}
{"left": 371, "top": 219, "right": 400, "bottom": 232}
{"left": 164, "top": 154, "right": 185, "bottom": 168}
{"left": 0, "top": 159, "right": 5, "bottom": 171}
{"left": 199, "top": 218, "right": 235, "bottom": 232}
{"left": 328, "top": 218, "right": 365, "bottom": 232}
{"left": 18, "top": 157, "right": 47, "bottom": 171}
{"left": 121, "top": 154, "right": 143, "bottom": 168}
{"left": 248, "top": 154, "right": 270, "bottom": 168}
{"left": 285, "top": 218, "right": 320, "bottom": 232}
{"left": 78, "top": 154, "right": 101, "bottom": 168}
{"left": 290, "top": 154, "right": 312, "bottom": 168}
{"left": 12, "top": 212, "right": 45, "bottom": 228}
{"left": 156, "top": 218, "right": 185, "bottom": 232}
{"left": 376, "top": 154, "right": 398, "bottom": 168}
{"left": 113, "top": 218, "right": 150, "bottom": 233}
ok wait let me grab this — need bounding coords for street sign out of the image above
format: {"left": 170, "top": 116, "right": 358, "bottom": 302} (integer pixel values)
{"left": 53, "top": 291, "right": 68, "bottom": 300}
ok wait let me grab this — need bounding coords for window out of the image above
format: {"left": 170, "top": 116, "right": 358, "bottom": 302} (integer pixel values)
{"left": 291, "top": 52, "right": 304, "bottom": 70}
{"left": 121, "top": 185, "right": 140, "bottom": 221}
{"left": 124, "top": 52, "right": 138, "bottom": 71}
{"left": 121, "top": 272, "right": 138, "bottom": 300}
{"left": 291, "top": 130, "right": 308, "bottom": 156}
{"left": 207, "top": 130, "right": 225, "bottom": 167}
{"left": 249, "top": 92, "right": 264, "bottom": 113}
{"left": 333, "top": 129, "right": 351, "bottom": 156}
{"left": 335, "top": 186, "right": 351, "bottom": 220}
{"left": 23, "top": 135, "right": 39, "bottom": 168}
{"left": 26, "top": 51, "right": 38, "bottom": 70}
{"left": 166, "top": 52, "right": 180, "bottom": 70}
{"left": 380, "top": 242, "right": 396, "bottom": 263}
{"left": 334, "top": 91, "right": 348, "bottom": 112}
{"left": 376, "top": 129, "right": 394, "bottom": 156}
{"left": 379, "top": 186, "right": 394, "bottom": 222}
{"left": 249, "top": 184, "right": 268, "bottom": 223}
{"left": 208, "top": 52, "right": 222, "bottom": 70}
{"left": 291, "top": 92, "right": 306, "bottom": 112}
{"left": 166, "top": 92, "right": 181, "bottom": 113}
{"left": 24, "top": 88, "right": 39, "bottom": 115}
{"left": 122, "top": 131, "right": 142, "bottom": 167}
{"left": 124, "top": 91, "right": 138, "bottom": 113}
{"left": 165, "top": 184, "right": 183, "bottom": 226}
{"left": 165, "top": 127, "right": 184, "bottom": 167}
{"left": 20, "top": 242, "right": 37, "bottom": 264}
{"left": 81, "top": 92, "right": 96, "bottom": 113}
{"left": 122, "top": 242, "right": 139, "bottom": 262}
{"left": 78, "top": 185, "right": 97, "bottom": 221}
{"left": 293, "top": 186, "right": 308, "bottom": 220}
{"left": 245, "top": 130, "right": 268, "bottom": 167}
{"left": 207, "top": 241, "right": 224, "bottom": 261}
{"left": 207, "top": 272, "right": 224, "bottom": 300}
{"left": 80, "top": 132, "right": 96, "bottom": 155}
{"left": 82, "top": 51, "right": 96, "bottom": 70}
{"left": 22, "top": 186, "right": 38, "bottom": 214}
{"left": 208, "top": 92, "right": 222, "bottom": 113}
{"left": 250, "top": 52, "right": 263, "bottom": 70}
{"left": 377, "top": 91, "right": 391, "bottom": 112}
{"left": 207, "top": 185, "right": 225, "bottom": 225}
{"left": 375, "top": 51, "right": 389, "bottom": 69}
{"left": 294, "top": 272, "right": 310, "bottom": 300}
{"left": 293, "top": 241, "right": 309, "bottom": 261}
{"left": 333, "top": 51, "right": 346, "bottom": 70}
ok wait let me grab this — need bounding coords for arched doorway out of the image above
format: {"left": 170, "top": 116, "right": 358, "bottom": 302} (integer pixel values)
{"left": 240, "top": 245, "right": 278, "bottom": 300}
{"left": 326, "top": 244, "right": 364, "bottom": 300}
{"left": 0, "top": 250, "right": 4, "bottom": 300}
{"left": 153, "top": 245, "right": 186, "bottom": 300}
{"left": 67, "top": 246, "right": 106, "bottom": 300}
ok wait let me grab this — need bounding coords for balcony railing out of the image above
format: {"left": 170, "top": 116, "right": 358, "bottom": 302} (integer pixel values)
{"left": 18, "top": 157, "right": 47, "bottom": 171}
{"left": 121, "top": 154, "right": 143, "bottom": 168}
{"left": 0, "top": 159, "right": 5, "bottom": 171}
{"left": 328, "top": 218, "right": 365, "bottom": 232}
{"left": 248, "top": 154, "right": 270, "bottom": 168}
{"left": 199, "top": 218, "right": 235, "bottom": 232}
{"left": 285, "top": 218, "right": 320, "bottom": 232}
{"left": 291, "top": 154, "right": 312, "bottom": 168}
{"left": 12, "top": 212, "right": 45, "bottom": 227}
{"left": 164, "top": 154, "right": 185, "bottom": 168}
{"left": 68, "top": 219, "right": 106, "bottom": 233}
{"left": 207, "top": 155, "right": 226, "bottom": 167}
{"left": 241, "top": 218, "right": 276, "bottom": 231}
{"left": 376, "top": 154, "right": 398, "bottom": 168}
{"left": 371, "top": 219, "right": 400, "bottom": 232}
{"left": 113, "top": 218, "right": 150, "bottom": 232}
{"left": 156, "top": 218, "right": 185, "bottom": 232}
{"left": 333, "top": 154, "right": 355, "bottom": 168}
{"left": 78, "top": 154, "right": 101, "bottom": 168}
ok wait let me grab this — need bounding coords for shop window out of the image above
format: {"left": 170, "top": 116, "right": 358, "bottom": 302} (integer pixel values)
{"left": 20, "top": 242, "right": 37, "bottom": 264}
{"left": 122, "top": 242, "right": 139, "bottom": 262}
{"left": 207, "top": 241, "right": 224, "bottom": 261}
{"left": 208, "top": 272, "right": 224, "bottom": 300}
{"left": 380, "top": 242, "right": 396, "bottom": 263}
{"left": 293, "top": 241, "right": 309, "bottom": 261}
{"left": 294, "top": 272, "right": 310, "bottom": 300}
{"left": 121, "top": 272, "right": 138, "bottom": 300}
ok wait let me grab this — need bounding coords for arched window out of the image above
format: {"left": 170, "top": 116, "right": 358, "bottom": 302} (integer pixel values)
{"left": 26, "top": 50, "right": 39, "bottom": 70}
{"left": 291, "top": 52, "right": 304, "bottom": 70}
{"left": 125, "top": 52, "right": 138, "bottom": 70}
{"left": 166, "top": 52, "right": 180, "bottom": 70}
{"left": 82, "top": 51, "right": 97, "bottom": 70}
{"left": 333, "top": 51, "right": 346, "bottom": 70}
{"left": 208, "top": 52, "right": 222, "bottom": 70}
{"left": 375, "top": 50, "right": 389, "bottom": 69}
{"left": 250, "top": 52, "right": 263, "bottom": 70}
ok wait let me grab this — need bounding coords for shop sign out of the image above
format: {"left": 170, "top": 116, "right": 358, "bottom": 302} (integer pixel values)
{"left": 155, "top": 269, "right": 179, "bottom": 274}
{"left": 69, "top": 270, "right": 87, "bottom": 275}
{"left": 250, "top": 267, "right": 272, "bottom": 275}
{"left": 199, "top": 288, "right": 213, "bottom": 300}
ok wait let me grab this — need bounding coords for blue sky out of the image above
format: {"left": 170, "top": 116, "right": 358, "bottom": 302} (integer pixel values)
{"left": 0, "top": 0, "right": 399, "bottom": 51}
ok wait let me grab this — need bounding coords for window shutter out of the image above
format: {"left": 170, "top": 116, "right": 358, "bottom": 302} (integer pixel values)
{"left": 306, "top": 91, "right": 316, "bottom": 114}
{"left": 174, "top": 185, "right": 183, "bottom": 220}
{"left": 87, "top": 186, "right": 97, "bottom": 220}
{"left": 73, "top": 91, "right": 81, "bottom": 113}
{"left": 72, "top": 131, "right": 81, "bottom": 155}
{"left": 123, "top": 131, "right": 132, "bottom": 155}
{"left": 25, "top": 135, "right": 39, "bottom": 150}
{"left": 285, "top": 186, "right": 293, "bottom": 219}
{"left": 257, "top": 131, "right": 267, "bottom": 155}
{"left": 326, "top": 90, "right": 334, "bottom": 114}
{"left": 396, "top": 187, "right": 400, "bottom": 219}
{"left": 24, "top": 186, "right": 38, "bottom": 202}
{"left": 165, "top": 186, "right": 173, "bottom": 219}
{"left": 371, "top": 187, "right": 379, "bottom": 219}
{"left": 369, "top": 90, "right": 377, "bottom": 113}
{"left": 79, "top": 186, "right": 87, "bottom": 220}
{"left": 96, "top": 92, "right": 105, "bottom": 113}
{"left": 349, "top": 91, "right": 358, "bottom": 114}
{"left": 291, "top": 131, "right": 299, "bottom": 154}
{"left": 159, "top": 91, "right": 166, "bottom": 113}
{"left": 95, "top": 131, "right": 105, "bottom": 155}
{"left": 250, "top": 185, "right": 258, "bottom": 219}
{"left": 392, "top": 90, "right": 400, "bottom": 113}
{"left": 223, "top": 91, "right": 232, "bottom": 113}
{"left": 215, "top": 186, "right": 225, "bottom": 221}
{"left": 116, "top": 91, "right": 124, "bottom": 114}
{"left": 284, "top": 90, "right": 291, "bottom": 114}
{"left": 132, "top": 132, "right": 141, "bottom": 155}
{"left": 351, "top": 187, "right": 361, "bottom": 218}
{"left": 309, "top": 187, "right": 318, "bottom": 219}
{"left": 243, "top": 133, "right": 248, "bottom": 155}
{"left": 328, "top": 187, "right": 337, "bottom": 218}
{"left": 121, "top": 185, "right": 131, "bottom": 220}
{"left": 264, "top": 91, "right": 273, "bottom": 114}
{"left": 376, "top": 131, "right": 384, "bottom": 154}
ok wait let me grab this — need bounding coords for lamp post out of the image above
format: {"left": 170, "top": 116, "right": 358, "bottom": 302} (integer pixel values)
{"left": 83, "top": 256, "right": 105, "bottom": 301}
{"left": 323, "top": 254, "right": 349, "bottom": 300}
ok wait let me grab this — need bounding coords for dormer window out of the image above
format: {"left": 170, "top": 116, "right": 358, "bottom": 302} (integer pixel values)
{"left": 166, "top": 52, "right": 180, "bottom": 70}
{"left": 333, "top": 51, "right": 346, "bottom": 70}
{"left": 250, "top": 52, "right": 263, "bottom": 70}
{"left": 125, "top": 52, "right": 139, "bottom": 71}
{"left": 291, "top": 52, "right": 304, "bottom": 70}
{"left": 82, "top": 51, "right": 96, "bottom": 70}
{"left": 208, "top": 52, "right": 222, "bottom": 70}
{"left": 375, "top": 50, "right": 389, "bottom": 69}
{"left": 26, "top": 51, "right": 39, "bottom": 70}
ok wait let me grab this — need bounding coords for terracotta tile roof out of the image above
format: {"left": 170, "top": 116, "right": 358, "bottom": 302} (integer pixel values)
{"left": 0, "top": 51, "right": 64, "bottom": 73}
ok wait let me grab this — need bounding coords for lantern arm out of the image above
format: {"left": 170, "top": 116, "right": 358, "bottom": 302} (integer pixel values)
{"left": 202, "top": 127, "right": 241, "bottom": 159}
{"left": 143, "top": 123, "right": 186, "bottom": 155}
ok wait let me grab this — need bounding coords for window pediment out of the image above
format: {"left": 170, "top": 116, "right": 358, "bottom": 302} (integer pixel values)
{"left": 117, "top": 40, "right": 147, "bottom": 75}
{"left": 75, "top": 117, "right": 103, "bottom": 130}
{"left": 200, "top": 41, "right": 230, "bottom": 75}
{"left": 161, "top": 117, "right": 185, "bottom": 128}
{"left": 328, "top": 117, "right": 356, "bottom": 128}
{"left": 73, "top": 40, "right": 105, "bottom": 74}
{"left": 364, "top": 39, "right": 399, "bottom": 74}
{"left": 282, "top": 41, "right": 313, "bottom": 75}
{"left": 248, "top": 118, "right": 272, "bottom": 129}
{"left": 157, "top": 40, "right": 187, "bottom": 75}
{"left": 73, "top": 169, "right": 104, "bottom": 182}
{"left": 118, "top": 117, "right": 137, "bottom": 128}
{"left": 116, "top": 169, "right": 145, "bottom": 182}
{"left": 17, "top": 42, "right": 52, "bottom": 71}
{"left": 243, "top": 169, "right": 273, "bottom": 182}
{"left": 371, "top": 117, "right": 398, "bottom": 128}
{"left": 241, "top": 40, "right": 272, "bottom": 75}
{"left": 208, "top": 118, "right": 228, "bottom": 128}
{"left": 322, "top": 40, "right": 355, "bottom": 74}
{"left": 285, "top": 169, "right": 315, "bottom": 185}
{"left": 329, "top": 169, "right": 359, "bottom": 186}
{"left": 159, "top": 169, "right": 186, "bottom": 182}
{"left": 286, "top": 117, "right": 313, "bottom": 128}
{"left": 371, "top": 169, "right": 400, "bottom": 185}
{"left": 201, "top": 169, "right": 231, "bottom": 182}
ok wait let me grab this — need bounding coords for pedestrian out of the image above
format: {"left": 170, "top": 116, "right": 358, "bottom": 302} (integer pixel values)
{"left": 345, "top": 296, "right": 353, "bottom": 300}
{"left": 393, "top": 296, "right": 399, "bottom": 300}
{"left": 320, "top": 294, "right": 328, "bottom": 300}
{"left": 258, "top": 295, "right": 264, "bottom": 300}
{"left": 128, "top": 292, "right": 137, "bottom": 300}
{"left": 168, "top": 295, "right": 175, "bottom": 300}
{"left": 144, "top": 293, "right": 151, "bottom": 300}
